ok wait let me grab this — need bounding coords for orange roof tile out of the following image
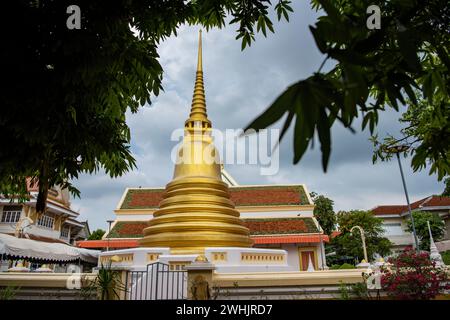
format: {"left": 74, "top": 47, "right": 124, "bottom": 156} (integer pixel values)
{"left": 106, "top": 218, "right": 320, "bottom": 239}
{"left": 422, "top": 196, "right": 450, "bottom": 207}
{"left": 242, "top": 218, "right": 319, "bottom": 235}
{"left": 76, "top": 239, "right": 139, "bottom": 248}
{"left": 252, "top": 234, "right": 329, "bottom": 244}
{"left": 76, "top": 235, "right": 328, "bottom": 249}
{"left": 371, "top": 196, "right": 450, "bottom": 216}
{"left": 119, "top": 185, "right": 310, "bottom": 210}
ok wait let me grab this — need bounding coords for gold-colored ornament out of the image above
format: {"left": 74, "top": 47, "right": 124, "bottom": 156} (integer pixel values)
{"left": 195, "top": 254, "right": 209, "bottom": 263}
{"left": 140, "top": 30, "right": 252, "bottom": 253}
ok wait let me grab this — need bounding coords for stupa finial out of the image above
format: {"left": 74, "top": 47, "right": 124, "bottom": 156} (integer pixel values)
{"left": 185, "top": 30, "right": 211, "bottom": 130}
{"left": 197, "top": 29, "right": 202, "bottom": 72}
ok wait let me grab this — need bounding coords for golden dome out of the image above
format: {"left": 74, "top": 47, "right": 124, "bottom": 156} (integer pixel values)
{"left": 195, "top": 255, "right": 209, "bottom": 263}
{"left": 139, "top": 30, "right": 252, "bottom": 254}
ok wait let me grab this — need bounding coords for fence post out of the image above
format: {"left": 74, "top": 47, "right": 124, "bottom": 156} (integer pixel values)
{"left": 184, "top": 255, "right": 215, "bottom": 300}
{"left": 117, "top": 269, "right": 128, "bottom": 300}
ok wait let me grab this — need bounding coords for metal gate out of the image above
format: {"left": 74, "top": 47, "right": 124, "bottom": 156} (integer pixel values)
{"left": 124, "top": 262, "right": 187, "bottom": 300}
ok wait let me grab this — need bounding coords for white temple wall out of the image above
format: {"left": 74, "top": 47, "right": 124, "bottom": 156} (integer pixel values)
{"left": 283, "top": 244, "right": 300, "bottom": 270}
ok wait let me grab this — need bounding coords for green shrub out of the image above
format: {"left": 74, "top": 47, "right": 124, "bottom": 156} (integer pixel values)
{"left": 330, "top": 264, "right": 341, "bottom": 270}
{"left": 350, "top": 282, "right": 371, "bottom": 299}
{"left": 442, "top": 251, "right": 450, "bottom": 266}
{"left": 337, "top": 282, "right": 350, "bottom": 300}
{"left": 0, "top": 286, "right": 18, "bottom": 300}
{"left": 330, "top": 263, "right": 356, "bottom": 270}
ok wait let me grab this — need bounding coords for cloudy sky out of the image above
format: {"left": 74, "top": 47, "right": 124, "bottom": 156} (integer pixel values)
{"left": 72, "top": 2, "right": 445, "bottom": 230}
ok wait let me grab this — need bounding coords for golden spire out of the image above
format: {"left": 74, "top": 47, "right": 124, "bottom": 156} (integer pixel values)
{"left": 140, "top": 31, "right": 252, "bottom": 253}
{"left": 185, "top": 30, "right": 211, "bottom": 130}
{"left": 197, "top": 29, "right": 202, "bottom": 72}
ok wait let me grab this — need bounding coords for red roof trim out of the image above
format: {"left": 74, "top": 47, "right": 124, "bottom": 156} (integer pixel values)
{"left": 76, "top": 239, "right": 139, "bottom": 248}
{"left": 77, "top": 234, "right": 329, "bottom": 248}
{"left": 252, "top": 234, "right": 329, "bottom": 244}
{"left": 371, "top": 196, "right": 450, "bottom": 215}
{"left": 422, "top": 196, "right": 450, "bottom": 207}
{"left": 330, "top": 231, "right": 341, "bottom": 238}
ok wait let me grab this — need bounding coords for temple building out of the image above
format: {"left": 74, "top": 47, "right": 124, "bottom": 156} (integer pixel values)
{"left": 79, "top": 176, "right": 329, "bottom": 270}
{"left": 371, "top": 195, "right": 450, "bottom": 253}
{"left": 80, "top": 31, "right": 329, "bottom": 272}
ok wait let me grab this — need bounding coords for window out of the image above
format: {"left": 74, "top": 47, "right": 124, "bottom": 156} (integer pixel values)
{"left": 1, "top": 205, "right": 22, "bottom": 223}
{"left": 37, "top": 214, "right": 54, "bottom": 229}
{"left": 383, "top": 223, "right": 404, "bottom": 236}
{"left": 61, "top": 227, "right": 69, "bottom": 238}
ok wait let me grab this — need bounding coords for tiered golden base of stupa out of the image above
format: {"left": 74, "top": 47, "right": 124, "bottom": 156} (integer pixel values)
{"left": 139, "top": 176, "right": 252, "bottom": 254}
{"left": 139, "top": 30, "right": 252, "bottom": 254}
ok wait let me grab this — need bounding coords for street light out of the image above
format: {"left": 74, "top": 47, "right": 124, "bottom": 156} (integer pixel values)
{"left": 350, "top": 225, "right": 368, "bottom": 263}
{"left": 382, "top": 145, "right": 420, "bottom": 251}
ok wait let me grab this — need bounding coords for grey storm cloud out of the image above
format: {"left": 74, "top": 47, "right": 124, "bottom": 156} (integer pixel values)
{"left": 71, "top": 2, "right": 444, "bottom": 230}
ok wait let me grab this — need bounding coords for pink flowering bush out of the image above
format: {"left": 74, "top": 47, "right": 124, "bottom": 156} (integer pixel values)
{"left": 381, "top": 247, "right": 449, "bottom": 300}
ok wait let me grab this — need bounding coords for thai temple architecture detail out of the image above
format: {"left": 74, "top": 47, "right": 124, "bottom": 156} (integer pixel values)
{"left": 140, "top": 31, "right": 252, "bottom": 252}
{"left": 91, "top": 31, "right": 329, "bottom": 272}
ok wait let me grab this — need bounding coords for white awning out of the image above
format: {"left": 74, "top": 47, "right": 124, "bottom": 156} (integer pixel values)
{"left": 0, "top": 233, "right": 99, "bottom": 263}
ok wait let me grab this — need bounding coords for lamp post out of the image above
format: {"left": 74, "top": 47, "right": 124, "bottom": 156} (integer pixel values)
{"left": 351, "top": 225, "right": 368, "bottom": 263}
{"left": 106, "top": 220, "right": 114, "bottom": 252}
{"left": 383, "top": 145, "right": 419, "bottom": 251}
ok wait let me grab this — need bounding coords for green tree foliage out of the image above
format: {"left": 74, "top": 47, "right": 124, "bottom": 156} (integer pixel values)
{"left": 442, "top": 177, "right": 450, "bottom": 196}
{"left": 442, "top": 251, "right": 450, "bottom": 265}
{"left": 310, "top": 192, "right": 336, "bottom": 235}
{"left": 405, "top": 211, "right": 445, "bottom": 250}
{"left": 331, "top": 210, "right": 392, "bottom": 262}
{"left": 245, "top": 0, "right": 449, "bottom": 177}
{"left": 1, "top": 0, "right": 292, "bottom": 212}
{"left": 88, "top": 229, "right": 106, "bottom": 240}
{"left": 372, "top": 90, "right": 450, "bottom": 181}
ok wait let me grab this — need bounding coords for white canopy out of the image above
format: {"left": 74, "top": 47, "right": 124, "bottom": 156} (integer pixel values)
{"left": 0, "top": 233, "right": 99, "bottom": 263}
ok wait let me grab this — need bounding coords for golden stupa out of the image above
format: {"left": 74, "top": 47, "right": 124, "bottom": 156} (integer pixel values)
{"left": 140, "top": 31, "right": 252, "bottom": 253}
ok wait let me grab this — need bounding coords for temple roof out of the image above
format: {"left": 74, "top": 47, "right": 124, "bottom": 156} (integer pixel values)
{"left": 77, "top": 233, "right": 330, "bottom": 249}
{"left": 119, "top": 185, "right": 311, "bottom": 210}
{"left": 105, "top": 217, "right": 319, "bottom": 239}
{"left": 242, "top": 218, "right": 319, "bottom": 235}
{"left": 371, "top": 195, "right": 450, "bottom": 216}
{"left": 107, "top": 221, "right": 148, "bottom": 239}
